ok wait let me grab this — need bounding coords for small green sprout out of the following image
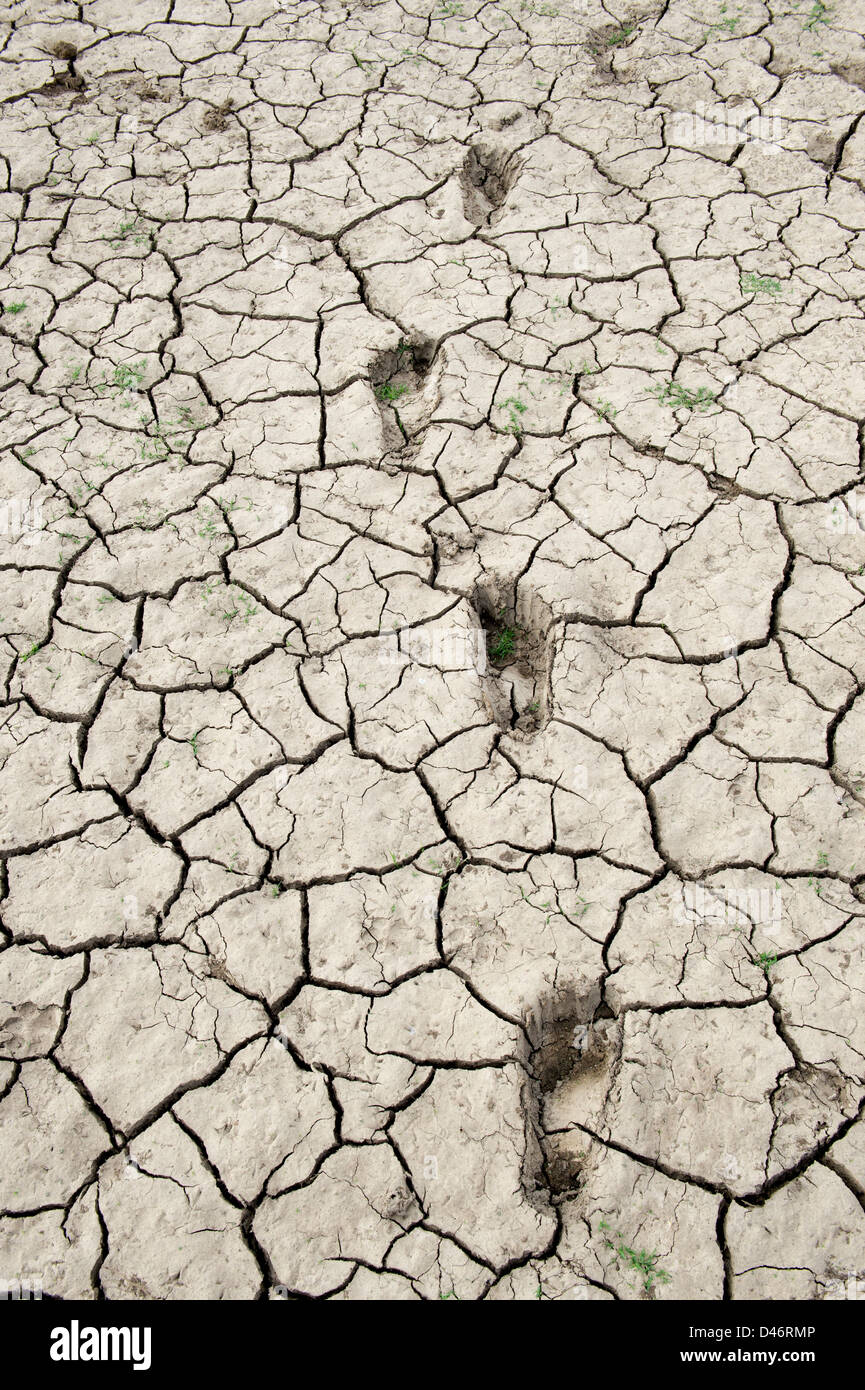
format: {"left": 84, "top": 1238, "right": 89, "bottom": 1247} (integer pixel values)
{"left": 755, "top": 951, "right": 778, "bottom": 977}
{"left": 740, "top": 271, "right": 784, "bottom": 298}
{"left": 598, "top": 1219, "right": 672, "bottom": 1292}
{"left": 605, "top": 23, "right": 635, "bottom": 46}
{"left": 804, "top": 2, "right": 830, "bottom": 29}
{"left": 111, "top": 360, "right": 147, "bottom": 392}
{"left": 500, "top": 396, "right": 528, "bottom": 435}
{"left": 488, "top": 624, "right": 517, "bottom": 663}
{"left": 375, "top": 380, "right": 408, "bottom": 404}
{"left": 649, "top": 379, "right": 716, "bottom": 413}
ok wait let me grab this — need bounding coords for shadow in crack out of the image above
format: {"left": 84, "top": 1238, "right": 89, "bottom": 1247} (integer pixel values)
{"left": 369, "top": 336, "right": 439, "bottom": 451}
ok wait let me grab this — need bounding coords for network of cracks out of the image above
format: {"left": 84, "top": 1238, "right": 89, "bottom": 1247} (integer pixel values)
{"left": 1, "top": 0, "right": 865, "bottom": 1302}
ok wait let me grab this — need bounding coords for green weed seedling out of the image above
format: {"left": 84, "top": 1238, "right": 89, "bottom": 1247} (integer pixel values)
{"left": 105, "top": 218, "right": 150, "bottom": 250}
{"left": 67, "top": 358, "right": 148, "bottom": 405}
{"left": 110, "top": 361, "right": 146, "bottom": 394}
{"left": 606, "top": 23, "right": 635, "bottom": 46}
{"left": 703, "top": 3, "right": 741, "bottom": 39}
{"left": 806, "top": 850, "right": 829, "bottom": 897}
{"left": 599, "top": 1219, "right": 672, "bottom": 1293}
{"left": 740, "top": 271, "right": 784, "bottom": 298}
{"left": 500, "top": 396, "right": 528, "bottom": 435}
{"left": 376, "top": 380, "right": 408, "bottom": 404}
{"left": 198, "top": 507, "right": 225, "bottom": 543}
{"left": 222, "top": 593, "right": 258, "bottom": 627}
{"left": 488, "top": 614, "right": 518, "bottom": 663}
{"left": 3, "top": 301, "right": 27, "bottom": 315}
{"left": 650, "top": 379, "right": 716, "bottom": 413}
{"left": 137, "top": 405, "right": 201, "bottom": 464}
{"left": 804, "top": 1, "right": 830, "bottom": 28}
{"left": 755, "top": 951, "right": 777, "bottom": 977}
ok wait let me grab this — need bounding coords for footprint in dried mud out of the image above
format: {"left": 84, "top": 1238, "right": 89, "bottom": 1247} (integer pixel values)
{"left": 525, "top": 989, "right": 617, "bottom": 1205}
{"left": 370, "top": 337, "right": 439, "bottom": 450}
{"left": 586, "top": 7, "right": 660, "bottom": 80}
{"left": 543, "top": 1134, "right": 589, "bottom": 1204}
{"left": 473, "top": 581, "right": 553, "bottom": 735}
{"left": 460, "top": 140, "right": 522, "bottom": 228}
{"left": 529, "top": 994, "right": 611, "bottom": 1096}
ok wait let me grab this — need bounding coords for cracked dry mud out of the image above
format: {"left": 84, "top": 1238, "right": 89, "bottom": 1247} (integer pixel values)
{"left": 1, "top": 0, "right": 865, "bottom": 1307}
